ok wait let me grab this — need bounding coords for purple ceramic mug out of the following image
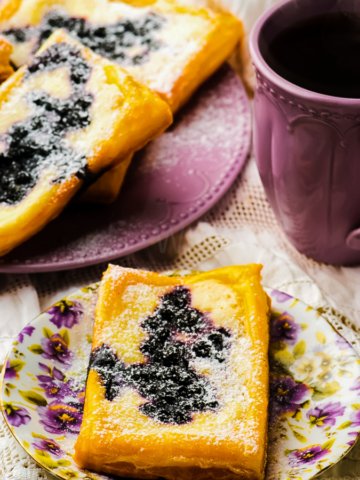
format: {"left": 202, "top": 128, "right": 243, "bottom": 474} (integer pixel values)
{"left": 250, "top": 0, "right": 360, "bottom": 265}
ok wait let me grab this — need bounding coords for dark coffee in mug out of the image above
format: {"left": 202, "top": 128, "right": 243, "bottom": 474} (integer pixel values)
{"left": 264, "top": 12, "right": 360, "bottom": 98}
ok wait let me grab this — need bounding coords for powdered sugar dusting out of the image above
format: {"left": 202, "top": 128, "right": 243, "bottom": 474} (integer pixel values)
{"left": 135, "top": 66, "right": 246, "bottom": 175}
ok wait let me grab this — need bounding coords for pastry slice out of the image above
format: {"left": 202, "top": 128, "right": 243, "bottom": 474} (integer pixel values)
{"left": 79, "top": 153, "right": 133, "bottom": 204}
{"left": 0, "top": 29, "right": 172, "bottom": 256}
{"left": 74, "top": 265, "right": 270, "bottom": 480}
{"left": 0, "top": 0, "right": 243, "bottom": 112}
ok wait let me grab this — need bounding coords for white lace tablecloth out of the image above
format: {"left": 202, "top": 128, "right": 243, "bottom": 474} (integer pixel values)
{"left": 1, "top": 1, "right": 360, "bottom": 479}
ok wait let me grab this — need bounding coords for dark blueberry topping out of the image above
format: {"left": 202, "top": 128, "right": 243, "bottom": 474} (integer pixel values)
{"left": 26, "top": 41, "right": 91, "bottom": 85}
{"left": 3, "top": 27, "right": 34, "bottom": 43}
{"left": 89, "top": 344, "right": 127, "bottom": 402}
{"left": 192, "top": 332, "right": 227, "bottom": 363}
{"left": 143, "top": 287, "right": 205, "bottom": 334}
{"left": 90, "top": 286, "right": 231, "bottom": 425}
{"left": 4, "top": 10, "right": 165, "bottom": 67}
{"left": 0, "top": 42, "right": 93, "bottom": 205}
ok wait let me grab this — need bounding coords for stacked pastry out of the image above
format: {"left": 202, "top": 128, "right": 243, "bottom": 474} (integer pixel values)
{"left": 74, "top": 264, "right": 270, "bottom": 480}
{"left": 0, "top": 0, "right": 243, "bottom": 255}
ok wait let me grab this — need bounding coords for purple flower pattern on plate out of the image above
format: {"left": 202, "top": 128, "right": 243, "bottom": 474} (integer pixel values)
{"left": 38, "top": 362, "right": 64, "bottom": 379}
{"left": 269, "top": 376, "right": 311, "bottom": 421}
{"left": 307, "top": 402, "right": 346, "bottom": 428}
{"left": 350, "top": 376, "right": 360, "bottom": 393}
{"left": 40, "top": 333, "right": 72, "bottom": 366}
{"left": 38, "top": 373, "right": 66, "bottom": 399}
{"left": 47, "top": 300, "right": 83, "bottom": 329}
{"left": 270, "top": 312, "right": 300, "bottom": 345}
{"left": 3, "top": 403, "right": 31, "bottom": 427}
{"left": 32, "top": 437, "right": 64, "bottom": 457}
{"left": 288, "top": 445, "right": 329, "bottom": 466}
{"left": 37, "top": 365, "right": 85, "bottom": 401}
{"left": 17, "top": 325, "right": 35, "bottom": 344}
{"left": 4, "top": 359, "right": 19, "bottom": 380}
{"left": 350, "top": 409, "right": 360, "bottom": 427}
{"left": 335, "top": 336, "right": 352, "bottom": 351}
{"left": 271, "top": 290, "right": 293, "bottom": 303}
{"left": 38, "top": 400, "right": 83, "bottom": 435}
{"left": 347, "top": 431, "right": 359, "bottom": 446}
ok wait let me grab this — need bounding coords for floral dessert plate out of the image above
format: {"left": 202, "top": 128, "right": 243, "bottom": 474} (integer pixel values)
{"left": 1, "top": 284, "right": 360, "bottom": 480}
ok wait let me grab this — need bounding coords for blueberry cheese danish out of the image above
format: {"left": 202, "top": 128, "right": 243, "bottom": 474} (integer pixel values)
{"left": 0, "top": 0, "right": 243, "bottom": 112}
{"left": 74, "top": 265, "right": 270, "bottom": 480}
{"left": 0, "top": 29, "right": 172, "bottom": 255}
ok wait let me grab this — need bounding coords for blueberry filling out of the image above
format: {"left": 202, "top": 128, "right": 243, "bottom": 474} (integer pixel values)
{"left": 4, "top": 10, "right": 165, "bottom": 67}
{"left": 0, "top": 42, "right": 93, "bottom": 205}
{"left": 90, "top": 286, "right": 231, "bottom": 425}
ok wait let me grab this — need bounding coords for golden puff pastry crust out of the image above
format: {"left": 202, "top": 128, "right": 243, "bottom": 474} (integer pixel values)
{"left": 0, "top": 0, "right": 21, "bottom": 21}
{"left": 0, "top": 35, "right": 14, "bottom": 82}
{"left": 0, "top": 29, "right": 172, "bottom": 256}
{"left": 0, "top": 0, "right": 243, "bottom": 112}
{"left": 73, "top": 265, "right": 270, "bottom": 480}
{"left": 79, "top": 153, "right": 133, "bottom": 204}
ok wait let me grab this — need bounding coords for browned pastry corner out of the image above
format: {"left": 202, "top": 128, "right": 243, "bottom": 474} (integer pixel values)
{"left": 0, "top": 35, "right": 13, "bottom": 82}
{"left": 79, "top": 153, "right": 133, "bottom": 204}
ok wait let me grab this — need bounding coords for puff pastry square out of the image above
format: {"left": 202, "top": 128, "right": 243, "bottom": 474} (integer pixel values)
{"left": 0, "top": 29, "right": 172, "bottom": 256}
{"left": 0, "top": 0, "right": 243, "bottom": 112}
{"left": 74, "top": 265, "right": 270, "bottom": 480}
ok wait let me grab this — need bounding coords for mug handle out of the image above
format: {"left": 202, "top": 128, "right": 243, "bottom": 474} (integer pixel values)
{"left": 346, "top": 228, "right": 360, "bottom": 250}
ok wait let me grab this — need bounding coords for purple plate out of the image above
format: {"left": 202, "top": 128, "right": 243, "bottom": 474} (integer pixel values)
{"left": 0, "top": 64, "right": 251, "bottom": 273}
